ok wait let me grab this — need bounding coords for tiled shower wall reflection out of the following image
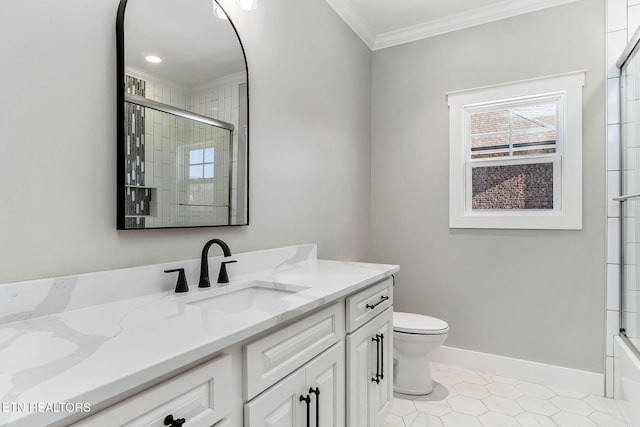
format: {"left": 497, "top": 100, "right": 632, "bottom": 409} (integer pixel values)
{"left": 126, "top": 73, "right": 241, "bottom": 227}
{"left": 606, "top": 0, "right": 640, "bottom": 398}
{"left": 124, "top": 75, "right": 150, "bottom": 228}
{"left": 141, "top": 80, "right": 185, "bottom": 228}
{"left": 191, "top": 84, "right": 240, "bottom": 225}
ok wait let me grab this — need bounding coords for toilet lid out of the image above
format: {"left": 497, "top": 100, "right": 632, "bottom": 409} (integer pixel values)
{"left": 393, "top": 311, "right": 449, "bottom": 335}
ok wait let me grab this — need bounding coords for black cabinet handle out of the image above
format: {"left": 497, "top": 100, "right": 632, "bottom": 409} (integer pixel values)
{"left": 164, "top": 415, "right": 185, "bottom": 427}
{"left": 371, "top": 333, "right": 385, "bottom": 384}
{"left": 378, "top": 333, "right": 384, "bottom": 381}
{"left": 300, "top": 394, "right": 311, "bottom": 427}
{"left": 366, "top": 295, "right": 389, "bottom": 310}
{"left": 309, "top": 387, "right": 320, "bottom": 427}
{"left": 371, "top": 335, "right": 381, "bottom": 384}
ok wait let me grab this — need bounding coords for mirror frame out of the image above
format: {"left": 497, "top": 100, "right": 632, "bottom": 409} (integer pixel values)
{"left": 116, "top": 0, "right": 249, "bottom": 229}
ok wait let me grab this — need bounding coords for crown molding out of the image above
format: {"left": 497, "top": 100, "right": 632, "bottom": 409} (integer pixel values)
{"left": 191, "top": 71, "right": 247, "bottom": 94}
{"left": 325, "top": 0, "right": 376, "bottom": 49}
{"left": 326, "top": 0, "right": 579, "bottom": 52}
{"left": 373, "top": 0, "right": 578, "bottom": 50}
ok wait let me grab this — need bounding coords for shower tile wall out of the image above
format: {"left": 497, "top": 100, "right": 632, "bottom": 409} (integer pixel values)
{"left": 190, "top": 85, "right": 239, "bottom": 225}
{"left": 606, "top": 0, "right": 640, "bottom": 398}
{"left": 130, "top": 74, "right": 240, "bottom": 227}
{"left": 124, "top": 75, "right": 150, "bottom": 228}
{"left": 142, "top": 79, "right": 186, "bottom": 228}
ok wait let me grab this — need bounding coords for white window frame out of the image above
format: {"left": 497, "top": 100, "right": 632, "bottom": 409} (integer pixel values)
{"left": 447, "top": 71, "right": 584, "bottom": 230}
{"left": 187, "top": 145, "right": 215, "bottom": 181}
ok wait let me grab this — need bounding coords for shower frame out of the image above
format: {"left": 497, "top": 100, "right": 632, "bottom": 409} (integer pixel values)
{"left": 125, "top": 93, "right": 236, "bottom": 226}
{"left": 616, "top": 25, "right": 640, "bottom": 359}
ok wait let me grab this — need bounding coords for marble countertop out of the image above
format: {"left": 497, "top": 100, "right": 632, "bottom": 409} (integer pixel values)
{"left": 0, "top": 246, "right": 398, "bottom": 426}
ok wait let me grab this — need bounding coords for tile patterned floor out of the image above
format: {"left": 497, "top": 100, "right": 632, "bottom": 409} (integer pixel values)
{"left": 383, "top": 363, "right": 629, "bottom": 427}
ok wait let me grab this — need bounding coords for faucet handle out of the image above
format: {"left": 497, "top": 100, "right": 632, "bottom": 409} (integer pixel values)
{"left": 164, "top": 268, "right": 189, "bottom": 293}
{"left": 217, "top": 260, "right": 237, "bottom": 284}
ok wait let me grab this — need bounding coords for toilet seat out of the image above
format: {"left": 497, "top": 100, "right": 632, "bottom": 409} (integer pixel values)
{"left": 393, "top": 311, "right": 449, "bottom": 335}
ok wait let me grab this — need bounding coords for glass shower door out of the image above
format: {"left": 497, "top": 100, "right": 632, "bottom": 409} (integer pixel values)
{"left": 620, "top": 47, "right": 640, "bottom": 353}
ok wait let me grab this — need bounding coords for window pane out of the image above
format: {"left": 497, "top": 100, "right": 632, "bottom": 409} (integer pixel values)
{"left": 470, "top": 110, "right": 509, "bottom": 135}
{"left": 469, "top": 101, "right": 558, "bottom": 158}
{"left": 470, "top": 134, "right": 509, "bottom": 158}
{"left": 511, "top": 103, "right": 556, "bottom": 131}
{"left": 512, "top": 130, "right": 556, "bottom": 156}
{"left": 471, "top": 163, "right": 554, "bottom": 210}
{"left": 512, "top": 147, "right": 556, "bottom": 156}
{"left": 189, "top": 165, "right": 202, "bottom": 179}
{"left": 203, "top": 164, "right": 214, "bottom": 179}
{"left": 511, "top": 130, "right": 556, "bottom": 145}
{"left": 204, "top": 147, "right": 214, "bottom": 163}
{"left": 190, "top": 149, "right": 203, "bottom": 165}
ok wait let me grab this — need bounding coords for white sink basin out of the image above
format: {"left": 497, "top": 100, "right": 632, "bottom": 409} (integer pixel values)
{"left": 182, "top": 280, "right": 309, "bottom": 313}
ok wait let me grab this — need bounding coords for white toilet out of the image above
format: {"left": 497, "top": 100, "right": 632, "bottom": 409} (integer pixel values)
{"left": 393, "top": 311, "right": 449, "bottom": 395}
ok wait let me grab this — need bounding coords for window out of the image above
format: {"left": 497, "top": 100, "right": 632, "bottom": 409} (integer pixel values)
{"left": 468, "top": 98, "right": 560, "bottom": 211}
{"left": 447, "top": 72, "right": 584, "bottom": 229}
{"left": 189, "top": 147, "right": 215, "bottom": 180}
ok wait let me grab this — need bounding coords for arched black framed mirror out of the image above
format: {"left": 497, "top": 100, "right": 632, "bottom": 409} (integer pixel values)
{"left": 116, "top": 0, "right": 248, "bottom": 229}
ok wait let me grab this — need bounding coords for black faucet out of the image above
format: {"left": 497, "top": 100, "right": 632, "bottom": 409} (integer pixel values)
{"left": 199, "top": 239, "right": 236, "bottom": 287}
{"left": 164, "top": 268, "right": 189, "bottom": 293}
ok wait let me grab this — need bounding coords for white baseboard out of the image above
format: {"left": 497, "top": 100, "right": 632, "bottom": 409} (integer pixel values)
{"left": 431, "top": 345, "right": 604, "bottom": 397}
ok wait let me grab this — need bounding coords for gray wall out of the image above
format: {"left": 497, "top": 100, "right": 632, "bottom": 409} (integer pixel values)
{"left": 0, "top": 0, "right": 372, "bottom": 283}
{"left": 371, "top": 0, "right": 606, "bottom": 373}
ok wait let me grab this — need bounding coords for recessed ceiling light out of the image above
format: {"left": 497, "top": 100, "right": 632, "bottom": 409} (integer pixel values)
{"left": 145, "top": 55, "right": 162, "bottom": 64}
{"left": 238, "top": 0, "right": 257, "bottom": 11}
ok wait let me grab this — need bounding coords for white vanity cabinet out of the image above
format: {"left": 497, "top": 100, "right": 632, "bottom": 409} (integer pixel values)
{"left": 243, "top": 275, "right": 394, "bottom": 427}
{"left": 346, "top": 278, "right": 394, "bottom": 427}
{"left": 72, "top": 353, "right": 233, "bottom": 427}
{"left": 62, "top": 275, "right": 395, "bottom": 427}
{"left": 244, "top": 342, "right": 344, "bottom": 427}
{"left": 243, "top": 303, "right": 344, "bottom": 401}
{"left": 243, "top": 302, "right": 345, "bottom": 427}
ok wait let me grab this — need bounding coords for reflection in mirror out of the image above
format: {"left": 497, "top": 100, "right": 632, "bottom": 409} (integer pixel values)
{"left": 116, "top": 0, "right": 248, "bottom": 229}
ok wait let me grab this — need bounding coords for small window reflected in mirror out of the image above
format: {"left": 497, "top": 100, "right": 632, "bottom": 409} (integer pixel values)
{"left": 189, "top": 148, "right": 215, "bottom": 180}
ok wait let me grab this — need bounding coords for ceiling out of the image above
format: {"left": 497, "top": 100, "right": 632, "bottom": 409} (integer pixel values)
{"left": 125, "top": 0, "right": 246, "bottom": 91}
{"left": 325, "top": 0, "right": 578, "bottom": 51}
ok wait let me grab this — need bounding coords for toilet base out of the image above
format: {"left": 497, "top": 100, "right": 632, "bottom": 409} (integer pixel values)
{"left": 393, "top": 354, "right": 434, "bottom": 395}
{"left": 393, "top": 383, "right": 434, "bottom": 395}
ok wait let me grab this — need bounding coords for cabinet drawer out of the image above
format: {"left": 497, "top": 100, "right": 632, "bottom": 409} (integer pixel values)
{"left": 244, "top": 302, "right": 344, "bottom": 400}
{"left": 73, "top": 354, "right": 231, "bottom": 427}
{"left": 346, "top": 277, "right": 393, "bottom": 333}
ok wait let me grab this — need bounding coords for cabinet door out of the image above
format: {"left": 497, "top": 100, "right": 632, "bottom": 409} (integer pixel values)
{"left": 346, "top": 307, "right": 393, "bottom": 427}
{"left": 244, "top": 302, "right": 344, "bottom": 401}
{"left": 346, "top": 317, "right": 377, "bottom": 427}
{"left": 371, "top": 309, "right": 393, "bottom": 427}
{"left": 244, "top": 369, "right": 306, "bottom": 427}
{"left": 305, "top": 342, "right": 344, "bottom": 427}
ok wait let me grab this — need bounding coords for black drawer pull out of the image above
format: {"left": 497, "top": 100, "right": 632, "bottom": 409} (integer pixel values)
{"left": 371, "top": 335, "right": 381, "bottom": 384}
{"left": 164, "top": 415, "right": 185, "bottom": 427}
{"left": 366, "top": 295, "right": 389, "bottom": 310}
{"left": 378, "top": 333, "right": 384, "bottom": 380}
{"left": 310, "top": 387, "right": 320, "bottom": 426}
{"left": 300, "top": 394, "right": 311, "bottom": 427}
